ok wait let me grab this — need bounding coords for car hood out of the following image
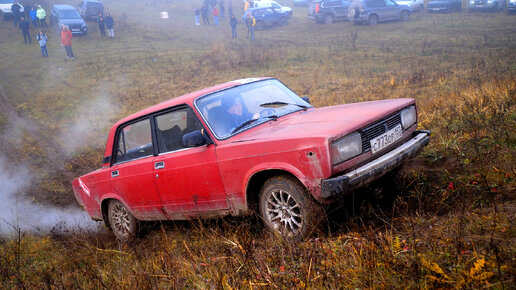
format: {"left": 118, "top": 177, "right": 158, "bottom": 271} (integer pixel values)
{"left": 229, "top": 98, "right": 414, "bottom": 143}
{"left": 59, "top": 18, "right": 86, "bottom": 26}
{"left": 0, "top": 4, "right": 23, "bottom": 12}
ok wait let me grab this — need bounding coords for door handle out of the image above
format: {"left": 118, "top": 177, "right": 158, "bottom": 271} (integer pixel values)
{"left": 155, "top": 161, "right": 165, "bottom": 169}
{"left": 111, "top": 170, "right": 119, "bottom": 177}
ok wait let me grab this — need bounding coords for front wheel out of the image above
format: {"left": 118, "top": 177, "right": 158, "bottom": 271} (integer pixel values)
{"left": 367, "top": 14, "right": 378, "bottom": 26}
{"left": 108, "top": 200, "right": 140, "bottom": 243}
{"left": 400, "top": 10, "right": 409, "bottom": 21}
{"left": 259, "top": 175, "right": 324, "bottom": 240}
{"left": 324, "top": 14, "right": 334, "bottom": 24}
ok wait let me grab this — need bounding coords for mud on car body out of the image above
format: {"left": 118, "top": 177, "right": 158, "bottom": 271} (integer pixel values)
{"left": 73, "top": 78, "right": 430, "bottom": 242}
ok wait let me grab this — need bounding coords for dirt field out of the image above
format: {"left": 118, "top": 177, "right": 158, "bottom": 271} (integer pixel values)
{"left": 0, "top": 0, "right": 515, "bottom": 288}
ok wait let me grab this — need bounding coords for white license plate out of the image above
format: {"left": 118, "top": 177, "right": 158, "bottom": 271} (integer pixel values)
{"left": 370, "top": 124, "right": 402, "bottom": 154}
{"left": 72, "top": 29, "right": 80, "bottom": 31}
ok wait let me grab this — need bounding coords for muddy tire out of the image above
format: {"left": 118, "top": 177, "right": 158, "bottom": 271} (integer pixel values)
{"left": 108, "top": 200, "right": 140, "bottom": 243}
{"left": 259, "top": 175, "right": 324, "bottom": 240}
{"left": 367, "top": 14, "right": 378, "bottom": 26}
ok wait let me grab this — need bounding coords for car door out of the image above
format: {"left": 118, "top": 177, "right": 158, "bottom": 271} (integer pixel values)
{"left": 152, "top": 106, "right": 228, "bottom": 217}
{"left": 109, "top": 117, "right": 166, "bottom": 220}
{"left": 384, "top": 0, "right": 401, "bottom": 19}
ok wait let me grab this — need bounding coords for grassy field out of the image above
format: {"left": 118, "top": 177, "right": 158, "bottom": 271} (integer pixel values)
{"left": 0, "top": 0, "right": 515, "bottom": 287}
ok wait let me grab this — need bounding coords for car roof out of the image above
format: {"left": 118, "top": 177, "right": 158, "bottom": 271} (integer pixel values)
{"left": 113, "top": 77, "right": 271, "bottom": 127}
{"left": 53, "top": 4, "right": 77, "bottom": 10}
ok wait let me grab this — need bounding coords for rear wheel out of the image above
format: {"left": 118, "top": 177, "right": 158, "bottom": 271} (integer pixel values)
{"left": 400, "top": 10, "right": 409, "bottom": 21}
{"left": 324, "top": 13, "right": 334, "bottom": 24}
{"left": 255, "top": 20, "right": 264, "bottom": 30}
{"left": 367, "top": 14, "right": 378, "bottom": 26}
{"left": 259, "top": 175, "right": 324, "bottom": 240}
{"left": 108, "top": 200, "right": 140, "bottom": 243}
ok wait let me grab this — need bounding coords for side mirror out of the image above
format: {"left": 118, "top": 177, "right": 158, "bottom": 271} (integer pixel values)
{"left": 182, "top": 130, "right": 212, "bottom": 148}
{"left": 301, "top": 96, "right": 311, "bottom": 104}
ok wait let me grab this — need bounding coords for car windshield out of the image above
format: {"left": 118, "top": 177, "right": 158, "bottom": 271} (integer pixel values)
{"left": 59, "top": 10, "right": 81, "bottom": 19}
{"left": 195, "top": 79, "right": 312, "bottom": 139}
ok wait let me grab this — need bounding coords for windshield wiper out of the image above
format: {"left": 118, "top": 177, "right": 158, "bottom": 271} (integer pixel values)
{"left": 231, "top": 115, "right": 278, "bottom": 134}
{"left": 259, "top": 101, "right": 308, "bottom": 111}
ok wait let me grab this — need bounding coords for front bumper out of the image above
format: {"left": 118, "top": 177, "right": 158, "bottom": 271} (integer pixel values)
{"left": 321, "top": 130, "right": 430, "bottom": 198}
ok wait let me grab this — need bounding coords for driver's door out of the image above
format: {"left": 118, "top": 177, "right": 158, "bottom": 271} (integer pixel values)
{"left": 152, "top": 107, "right": 228, "bottom": 218}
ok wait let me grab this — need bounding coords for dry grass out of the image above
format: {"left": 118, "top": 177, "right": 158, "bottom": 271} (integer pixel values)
{"left": 0, "top": 0, "right": 515, "bottom": 288}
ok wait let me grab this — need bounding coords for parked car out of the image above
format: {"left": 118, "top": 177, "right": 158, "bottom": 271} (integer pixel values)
{"left": 348, "top": 0, "right": 411, "bottom": 26}
{"left": 50, "top": 4, "right": 88, "bottom": 36}
{"left": 0, "top": 0, "right": 24, "bottom": 20}
{"left": 72, "top": 77, "right": 430, "bottom": 242}
{"left": 252, "top": 0, "right": 293, "bottom": 15}
{"left": 244, "top": 7, "right": 292, "bottom": 30}
{"left": 78, "top": 0, "right": 104, "bottom": 21}
{"left": 308, "top": 0, "right": 351, "bottom": 24}
{"left": 427, "top": 0, "right": 462, "bottom": 12}
{"left": 395, "top": 0, "right": 425, "bottom": 12}
{"left": 509, "top": 0, "right": 516, "bottom": 12}
{"left": 468, "top": 0, "right": 506, "bottom": 11}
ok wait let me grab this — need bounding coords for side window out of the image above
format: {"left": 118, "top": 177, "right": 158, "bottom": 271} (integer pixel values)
{"left": 155, "top": 108, "right": 203, "bottom": 153}
{"left": 114, "top": 118, "right": 153, "bottom": 164}
{"left": 271, "top": 3, "right": 280, "bottom": 9}
{"left": 385, "top": 0, "right": 396, "bottom": 6}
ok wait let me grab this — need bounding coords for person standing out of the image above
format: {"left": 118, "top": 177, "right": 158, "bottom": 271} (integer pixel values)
{"left": 105, "top": 12, "right": 115, "bottom": 39}
{"left": 29, "top": 5, "right": 38, "bottom": 27}
{"left": 246, "top": 14, "right": 255, "bottom": 41}
{"left": 219, "top": 0, "right": 225, "bottom": 19}
{"left": 36, "top": 30, "right": 48, "bottom": 57}
{"left": 61, "top": 25, "right": 74, "bottom": 59}
{"left": 11, "top": 1, "right": 22, "bottom": 28}
{"left": 201, "top": 5, "right": 210, "bottom": 25}
{"left": 213, "top": 6, "right": 219, "bottom": 26}
{"left": 98, "top": 13, "right": 106, "bottom": 37}
{"left": 230, "top": 15, "right": 237, "bottom": 39}
{"left": 36, "top": 5, "right": 46, "bottom": 27}
{"left": 194, "top": 8, "right": 200, "bottom": 26}
{"left": 19, "top": 15, "right": 31, "bottom": 44}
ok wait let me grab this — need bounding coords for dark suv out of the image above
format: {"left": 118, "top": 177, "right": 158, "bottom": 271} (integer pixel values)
{"left": 78, "top": 0, "right": 104, "bottom": 21}
{"left": 348, "top": 0, "right": 411, "bottom": 25}
{"left": 308, "top": 0, "right": 351, "bottom": 24}
{"left": 244, "top": 7, "right": 292, "bottom": 30}
{"left": 50, "top": 4, "right": 88, "bottom": 35}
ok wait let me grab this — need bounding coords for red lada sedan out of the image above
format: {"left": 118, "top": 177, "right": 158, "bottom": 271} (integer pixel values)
{"left": 73, "top": 78, "right": 430, "bottom": 242}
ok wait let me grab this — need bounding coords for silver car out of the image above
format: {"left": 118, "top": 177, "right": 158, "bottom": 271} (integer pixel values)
{"left": 348, "top": 0, "right": 411, "bottom": 25}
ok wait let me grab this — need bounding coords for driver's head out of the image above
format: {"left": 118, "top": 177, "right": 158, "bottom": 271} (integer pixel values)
{"left": 221, "top": 96, "right": 243, "bottom": 116}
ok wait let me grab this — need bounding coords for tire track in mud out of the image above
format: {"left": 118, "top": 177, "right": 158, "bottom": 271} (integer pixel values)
{"left": 0, "top": 81, "right": 63, "bottom": 169}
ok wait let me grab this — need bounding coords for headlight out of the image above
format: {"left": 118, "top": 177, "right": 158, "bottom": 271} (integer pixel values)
{"left": 331, "top": 132, "right": 362, "bottom": 165}
{"left": 400, "top": 105, "right": 417, "bottom": 129}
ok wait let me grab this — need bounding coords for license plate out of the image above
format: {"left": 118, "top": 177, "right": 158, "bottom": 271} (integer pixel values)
{"left": 370, "top": 124, "right": 402, "bottom": 154}
{"left": 72, "top": 29, "right": 80, "bottom": 31}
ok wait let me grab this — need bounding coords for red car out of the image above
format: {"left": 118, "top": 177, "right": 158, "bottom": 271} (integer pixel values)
{"left": 73, "top": 78, "right": 430, "bottom": 242}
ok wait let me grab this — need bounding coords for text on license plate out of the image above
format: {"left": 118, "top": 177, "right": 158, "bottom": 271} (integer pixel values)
{"left": 370, "top": 124, "right": 402, "bottom": 154}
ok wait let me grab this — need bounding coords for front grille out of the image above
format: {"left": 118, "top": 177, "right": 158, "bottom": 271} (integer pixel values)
{"left": 360, "top": 113, "right": 402, "bottom": 152}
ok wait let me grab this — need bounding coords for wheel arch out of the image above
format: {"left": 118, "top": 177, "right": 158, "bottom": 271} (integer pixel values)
{"left": 245, "top": 169, "right": 303, "bottom": 213}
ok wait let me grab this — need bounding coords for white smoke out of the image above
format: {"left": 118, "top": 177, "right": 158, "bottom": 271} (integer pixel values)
{"left": 0, "top": 153, "right": 101, "bottom": 236}
{"left": 59, "top": 90, "right": 120, "bottom": 158}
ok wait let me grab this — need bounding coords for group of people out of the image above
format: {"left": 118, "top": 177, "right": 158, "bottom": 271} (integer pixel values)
{"left": 195, "top": 0, "right": 256, "bottom": 41}
{"left": 9, "top": 1, "right": 116, "bottom": 59}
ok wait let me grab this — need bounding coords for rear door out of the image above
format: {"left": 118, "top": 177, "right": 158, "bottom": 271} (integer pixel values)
{"left": 384, "top": 0, "right": 401, "bottom": 19}
{"left": 110, "top": 117, "right": 166, "bottom": 220}
{"left": 152, "top": 106, "right": 228, "bottom": 218}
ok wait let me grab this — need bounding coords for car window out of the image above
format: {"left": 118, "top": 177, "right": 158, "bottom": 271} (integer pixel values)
{"left": 195, "top": 79, "right": 312, "bottom": 139}
{"left": 385, "top": 0, "right": 396, "bottom": 6}
{"left": 271, "top": 3, "right": 281, "bottom": 8}
{"left": 155, "top": 108, "right": 203, "bottom": 153}
{"left": 366, "top": 0, "right": 386, "bottom": 7}
{"left": 114, "top": 118, "right": 153, "bottom": 164}
{"left": 59, "top": 9, "right": 82, "bottom": 19}
{"left": 325, "top": 1, "right": 341, "bottom": 7}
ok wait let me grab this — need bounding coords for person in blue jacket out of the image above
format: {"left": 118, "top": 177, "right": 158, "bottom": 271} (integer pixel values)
{"left": 29, "top": 5, "right": 38, "bottom": 27}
